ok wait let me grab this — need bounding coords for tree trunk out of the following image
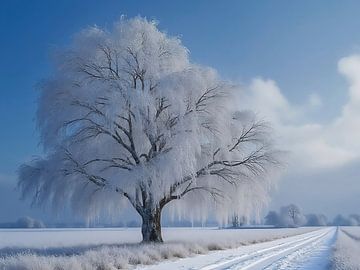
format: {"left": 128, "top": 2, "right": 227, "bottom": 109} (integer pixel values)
{"left": 141, "top": 206, "right": 163, "bottom": 242}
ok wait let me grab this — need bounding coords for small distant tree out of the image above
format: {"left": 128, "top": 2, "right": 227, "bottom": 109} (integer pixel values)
{"left": 15, "top": 216, "right": 34, "bottom": 228}
{"left": 18, "top": 17, "right": 279, "bottom": 242}
{"left": 231, "top": 215, "right": 239, "bottom": 227}
{"left": 231, "top": 214, "right": 247, "bottom": 227}
{"left": 332, "top": 214, "right": 350, "bottom": 226}
{"left": 15, "top": 216, "right": 45, "bottom": 228}
{"left": 305, "top": 214, "right": 327, "bottom": 226}
{"left": 33, "top": 219, "right": 45, "bottom": 228}
{"left": 278, "top": 204, "right": 306, "bottom": 227}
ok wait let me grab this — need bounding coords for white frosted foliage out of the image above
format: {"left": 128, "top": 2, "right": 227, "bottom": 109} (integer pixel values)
{"left": 18, "top": 17, "right": 279, "bottom": 240}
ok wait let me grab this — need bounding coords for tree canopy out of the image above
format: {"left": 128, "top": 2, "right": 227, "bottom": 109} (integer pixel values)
{"left": 18, "top": 17, "right": 280, "bottom": 241}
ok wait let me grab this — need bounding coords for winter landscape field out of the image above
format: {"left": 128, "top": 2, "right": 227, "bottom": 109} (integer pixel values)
{"left": 0, "top": 227, "right": 330, "bottom": 269}
{"left": 3, "top": 1, "right": 360, "bottom": 269}
{"left": 1, "top": 226, "right": 360, "bottom": 269}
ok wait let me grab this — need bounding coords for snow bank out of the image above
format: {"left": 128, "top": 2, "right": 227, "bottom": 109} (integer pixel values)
{"left": 0, "top": 227, "right": 316, "bottom": 269}
{"left": 332, "top": 227, "right": 360, "bottom": 270}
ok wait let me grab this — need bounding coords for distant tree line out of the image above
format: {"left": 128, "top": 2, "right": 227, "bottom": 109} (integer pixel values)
{"left": 332, "top": 214, "right": 360, "bottom": 226}
{"left": 3, "top": 210, "right": 359, "bottom": 229}
{"left": 264, "top": 204, "right": 360, "bottom": 227}
{"left": 0, "top": 216, "right": 45, "bottom": 228}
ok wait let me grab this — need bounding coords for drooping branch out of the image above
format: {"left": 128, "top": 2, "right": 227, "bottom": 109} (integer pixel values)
{"left": 195, "top": 86, "right": 223, "bottom": 113}
{"left": 62, "top": 149, "right": 145, "bottom": 213}
{"left": 62, "top": 149, "right": 107, "bottom": 188}
{"left": 229, "top": 120, "right": 268, "bottom": 152}
{"left": 65, "top": 99, "right": 141, "bottom": 164}
{"left": 82, "top": 158, "right": 132, "bottom": 172}
{"left": 160, "top": 185, "right": 224, "bottom": 207}
{"left": 165, "top": 122, "right": 277, "bottom": 205}
{"left": 185, "top": 86, "right": 223, "bottom": 116}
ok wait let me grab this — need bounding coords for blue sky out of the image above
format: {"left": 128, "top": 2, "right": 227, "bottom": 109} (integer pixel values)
{"left": 2, "top": 0, "right": 360, "bottom": 222}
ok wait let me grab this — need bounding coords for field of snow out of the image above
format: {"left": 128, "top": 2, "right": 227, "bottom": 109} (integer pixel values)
{"left": 0, "top": 227, "right": 317, "bottom": 269}
{"left": 141, "top": 227, "right": 335, "bottom": 270}
{"left": 332, "top": 227, "right": 360, "bottom": 270}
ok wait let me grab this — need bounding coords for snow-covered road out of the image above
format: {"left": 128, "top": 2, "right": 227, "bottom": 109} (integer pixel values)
{"left": 139, "top": 227, "right": 336, "bottom": 270}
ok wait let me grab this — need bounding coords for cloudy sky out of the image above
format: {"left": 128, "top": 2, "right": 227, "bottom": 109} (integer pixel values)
{"left": 1, "top": 0, "right": 360, "bottom": 222}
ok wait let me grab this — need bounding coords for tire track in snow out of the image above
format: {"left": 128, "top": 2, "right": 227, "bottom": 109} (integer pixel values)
{"left": 199, "top": 228, "right": 335, "bottom": 270}
{"left": 262, "top": 227, "right": 336, "bottom": 270}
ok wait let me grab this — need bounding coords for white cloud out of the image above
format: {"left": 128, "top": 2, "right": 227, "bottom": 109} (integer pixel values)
{"left": 241, "top": 78, "right": 302, "bottom": 125}
{"left": 240, "top": 54, "right": 360, "bottom": 171}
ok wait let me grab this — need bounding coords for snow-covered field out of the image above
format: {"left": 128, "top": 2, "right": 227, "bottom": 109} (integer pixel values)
{"left": 332, "top": 227, "right": 360, "bottom": 270}
{"left": 141, "top": 227, "right": 336, "bottom": 270}
{"left": 0, "top": 227, "right": 317, "bottom": 269}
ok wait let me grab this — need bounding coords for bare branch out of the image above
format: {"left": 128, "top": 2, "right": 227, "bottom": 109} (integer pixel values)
{"left": 229, "top": 120, "right": 268, "bottom": 152}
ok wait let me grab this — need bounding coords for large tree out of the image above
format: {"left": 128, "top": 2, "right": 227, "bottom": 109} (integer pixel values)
{"left": 18, "top": 17, "right": 279, "bottom": 242}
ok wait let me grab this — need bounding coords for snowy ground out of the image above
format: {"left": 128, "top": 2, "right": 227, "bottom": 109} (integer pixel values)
{"left": 139, "top": 227, "right": 336, "bottom": 270}
{"left": 332, "top": 227, "right": 360, "bottom": 270}
{"left": 0, "top": 227, "right": 317, "bottom": 269}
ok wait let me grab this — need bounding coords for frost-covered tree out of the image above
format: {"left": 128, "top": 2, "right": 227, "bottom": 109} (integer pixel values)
{"left": 332, "top": 214, "right": 350, "bottom": 226}
{"left": 332, "top": 214, "right": 360, "bottom": 226}
{"left": 305, "top": 214, "right": 328, "bottom": 226}
{"left": 279, "top": 204, "right": 306, "bottom": 228}
{"left": 18, "top": 17, "right": 279, "bottom": 242}
{"left": 15, "top": 216, "right": 45, "bottom": 228}
{"left": 266, "top": 204, "right": 306, "bottom": 228}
